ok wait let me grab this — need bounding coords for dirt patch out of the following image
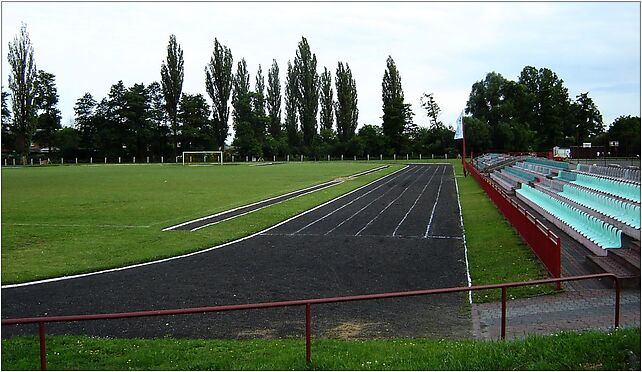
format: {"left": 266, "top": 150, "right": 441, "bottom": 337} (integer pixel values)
{"left": 327, "top": 321, "right": 380, "bottom": 339}
{"left": 237, "top": 328, "right": 276, "bottom": 338}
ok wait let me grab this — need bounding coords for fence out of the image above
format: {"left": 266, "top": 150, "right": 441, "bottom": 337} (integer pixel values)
{"left": 464, "top": 160, "right": 561, "bottom": 279}
{"left": 1, "top": 274, "right": 619, "bottom": 370}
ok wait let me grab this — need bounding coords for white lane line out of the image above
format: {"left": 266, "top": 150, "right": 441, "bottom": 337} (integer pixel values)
{"left": 355, "top": 165, "right": 435, "bottom": 236}
{"left": 1, "top": 167, "right": 399, "bottom": 289}
{"left": 324, "top": 166, "right": 422, "bottom": 236}
{"left": 263, "top": 231, "right": 463, "bottom": 240}
{"left": 190, "top": 181, "right": 342, "bottom": 231}
{"left": 291, "top": 166, "right": 412, "bottom": 235}
{"left": 454, "top": 167, "right": 473, "bottom": 305}
{"left": 392, "top": 165, "right": 442, "bottom": 237}
{"left": 2, "top": 223, "right": 151, "bottom": 228}
{"left": 424, "top": 165, "right": 448, "bottom": 238}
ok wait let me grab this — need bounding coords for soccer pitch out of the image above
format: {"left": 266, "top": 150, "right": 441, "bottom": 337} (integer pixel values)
{"left": 1, "top": 162, "right": 397, "bottom": 284}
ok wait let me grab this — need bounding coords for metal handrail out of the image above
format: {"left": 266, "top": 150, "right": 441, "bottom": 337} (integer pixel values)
{"left": 2, "top": 273, "right": 620, "bottom": 370}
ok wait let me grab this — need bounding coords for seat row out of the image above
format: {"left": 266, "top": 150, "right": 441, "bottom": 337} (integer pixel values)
{"left": 559, "top": 184, "right": 641, "bottom": 229}
{"left": 517, "top": 184, "right": 622, "bottom": 250}
{"left": 525, "top": 157, "right": 569, "bottom": 170}
{"left": 565, "top": 172, "right": 641, "bottom": 203}
{"left": 504, "top": 166, "right": 536, "bottom": 182}
{"left": 514, "top": 162, "right": 553, "bottom": 176}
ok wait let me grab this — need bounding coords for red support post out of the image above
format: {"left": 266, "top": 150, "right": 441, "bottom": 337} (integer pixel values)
{"left": 501, "top": 287, "right": 507, "bottom": 340}
{"left": 39, "top": 322, "right": 47, "bottom": 370}
{"left": 305, "top": 303, "right": 311, "bottom": 366}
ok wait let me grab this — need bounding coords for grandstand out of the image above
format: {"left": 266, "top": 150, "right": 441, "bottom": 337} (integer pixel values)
{"left": 473, "top": 153, "right": 641, "bottom": 287}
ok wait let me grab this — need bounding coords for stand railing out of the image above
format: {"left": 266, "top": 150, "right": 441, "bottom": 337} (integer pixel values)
{"left": 2, "top": 274, "right": 619, "bottom": 370}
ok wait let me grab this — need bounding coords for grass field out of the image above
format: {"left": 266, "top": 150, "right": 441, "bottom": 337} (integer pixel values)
{"left": 2, "top": 328, "right": 638, "bottom": 370}
{"left": 1, "top": 162, "right": 394, "bottom": 284}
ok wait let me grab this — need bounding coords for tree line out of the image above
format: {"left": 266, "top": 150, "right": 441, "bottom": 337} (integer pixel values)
{"left": 464, "top": 67, "right": 640, "bottom": 156}
{"left": 3, "top": 24, "right": 638, "bottom": 163}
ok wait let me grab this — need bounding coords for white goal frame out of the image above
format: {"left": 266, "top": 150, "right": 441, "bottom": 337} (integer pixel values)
{"left": 182, "top": 151, "right": 223, "bottom": 165}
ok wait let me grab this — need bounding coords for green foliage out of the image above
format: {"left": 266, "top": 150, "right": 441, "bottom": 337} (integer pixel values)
{"left": 160, "top": 34, "right": 184, "bottom": 156}
{"left": 569, "top": 92, "right": 604, "bottom": 144}
{"left": 33, "top": 70, "right": 61, "bottom": 153}
{"left": 178, "top": 93, "right": 212, "bottom": 150}
{"left": 607, "top": 115, "right": 640, "bottom": 156}
{"left": 3, "top": 329, "right": 639, "bottom": 370}
{"left": 266, "top": 59, "right": 282, "bottom": 139}
{"left": 1, "top": 88, "right": 15, "bottom": 152}
{"left": 420, "top": 92, "right": 441, "bottom": 128}
{"left": 335, "top": 62, "right": 358, "bottom": 142}
{"left": 319, "top": 66, "right": 334, "bottom": 132}
{"left": 55, "top": 127, "right": 81, "bottom": 159}
{"left": 381, "top": 56, "right": 414, "bottom": 155}
{"left": 460, "top": 116, "right": 491, "bottom": 155}
{"left": 205, "top": 38, "right": 233, "bottom": 150}
{"left": 7, "top": 23, "right": 38, "bottom": 159}
{"left": 284, "top": 61, "right": 299, "bottom": 149}
{"left": 294, "top": 37, "right": 319, "bottom": 147}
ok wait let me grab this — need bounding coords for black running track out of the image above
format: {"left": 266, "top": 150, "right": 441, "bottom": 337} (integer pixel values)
{"left": 2, "top": 164, "right": 471, "bottom": 339}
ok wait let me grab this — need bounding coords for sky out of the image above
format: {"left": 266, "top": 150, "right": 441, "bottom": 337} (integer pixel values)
{"left": 2, "top": 1, "right": 640, "bottom": 141}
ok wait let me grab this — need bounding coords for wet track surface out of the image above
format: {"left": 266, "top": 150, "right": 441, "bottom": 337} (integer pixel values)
{"left": 2, "top": 164, "right": 471, "bottom": 339}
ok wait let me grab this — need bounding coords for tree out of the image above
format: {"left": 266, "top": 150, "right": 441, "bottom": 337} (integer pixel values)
{"left": 160, "top": 34, "right": 184, "bottom": 157}
{"left": 74, "top": 93, "right": 97, "bottom": 154}
{"left": 94, "top": 81, "right": 128, "bottom": 156}
{"left": 123, "top": 83, "right": 151, "bottom": 158}
{"left": 357, "top": 124, "right": 387, "bottom": 157}
{"left": 284, "top": 61, "right": 299, "bottom": 149}
{"left": 178, "top": 93, "right": 213, "bottom": 150}
{"left": 420, "top": 93, "right": 441, "bottom": 128}
{"left": 2, "top": 88, "right": 15, "bottom": 152}
{"left": 319, "top": 67, "right": 333, "bottom": 132}
{"left": 294, "top": 37, "right": 319, "bottom": 147}
{"left": 254, "top": 64, "right": 266, "bottom": 116}
{"left": 8, "top": 23, "right": 37, "bottom": 161}
{"left": 381, "top": 56, "right": 413, "bottom": 154}
{"left": 147, "top": 81, "right": 170, "bottom": 158}
{"left": 33, "top": 70, "right": 61, "bottom": 153}
{"left": 232, "top": 59, "right": 261, "bottom": 157}
{"left": 266, "top": 59, "right": 282, "bottom": 139}
{"left": 205, "top": 38, "right": 233, "bottom": 150}
{"left": 569, "top": 92, "right": 603, "bottom": 144}
{"left": 607, "top": 115, "right": 640, "bottom": 156}
{"left": 335, "top": 62, "right": 358, "bottom": 142}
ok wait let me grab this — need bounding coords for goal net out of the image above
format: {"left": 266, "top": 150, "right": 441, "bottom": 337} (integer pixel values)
{"left": 182, "top": 151, "right": 223, "bottom": 165}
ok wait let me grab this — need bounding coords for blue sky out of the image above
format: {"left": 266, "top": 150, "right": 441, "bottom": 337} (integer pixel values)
{"left": 2, "top": 2, "right": 639, "bottom": 138}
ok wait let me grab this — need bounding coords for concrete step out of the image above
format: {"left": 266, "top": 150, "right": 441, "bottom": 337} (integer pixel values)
{"left": 586, "top": 255, "right": 640, "bottom": 289}
{"left": 609, "top": 248, "right": 641, "bottom": 272}
{"left": 632, "top": 240, "right": 640, "bottom": 252}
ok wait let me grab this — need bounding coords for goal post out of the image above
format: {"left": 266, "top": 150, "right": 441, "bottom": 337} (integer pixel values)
{"left": 181, "top": 151, "right": 223, "bottom": 165}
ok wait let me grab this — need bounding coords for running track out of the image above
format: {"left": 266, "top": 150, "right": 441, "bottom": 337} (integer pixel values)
{"left": 2, "top": 164, "right": 471, "bottom": 339}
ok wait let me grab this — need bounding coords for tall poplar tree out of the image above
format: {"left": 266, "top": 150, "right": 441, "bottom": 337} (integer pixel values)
{"left": 335, "top": 62, "right": 358, "bottom": 142}
{"left": 293, "top": 37, "right": 319, "bottom": 147}
{"left": 255, "top": 64, "right": 266, "bottom": 116}
{"left": 319, "top": 67, "right": 333, "bottom": 132}
{"left": 160, "top": 34, "right": 184, "bottom": 156}
{"left": 381, "top": 56, "right": 412, "bottom": 153}
{"left": 205, "top": 38, "right": 233, "bottom": 150}
{"left": 284, "top": 61, "right": 299, "bottom": 148}
{"left": 8, "top": 23, "right": 37, "bottom": 161}
{"left": 266, "top": 59, "right": 282, "bottom": 138}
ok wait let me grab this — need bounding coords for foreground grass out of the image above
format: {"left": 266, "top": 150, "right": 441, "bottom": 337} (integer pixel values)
{"left": 1, "top": 162, "right": 397, "bottom": 284}
{"left": 454, "top": 162, "right": 553, "bottom": 302}
{"left": 2, "top": 328, "right": 638, "bottom": 370}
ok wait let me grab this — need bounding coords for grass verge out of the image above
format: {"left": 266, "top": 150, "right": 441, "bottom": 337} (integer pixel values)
{"left": 2, "top": 328, "right": 638, "bottom": 370}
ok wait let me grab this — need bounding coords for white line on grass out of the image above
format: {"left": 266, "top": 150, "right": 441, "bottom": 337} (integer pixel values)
{"left": 355, "top": 165, "right": 434, "bottom": 236}
{"left": 324, "top": 166, "right": 421, "bottom": 236}
{"left": 424, "top": 165, "right": 448, "bottom": 238}
{"left": 454, "top": 168, "right": 473, "bottom": 305}
{"left": 2, "top": 223, "right": 151, "bottom": 228}
{"left": 392, "top": 165, "right": 442, "bottom": 237}
{"left": 1, "top": 166, "right": 401, "bottom": 289}
{"left": 291, "top": 166, "right": 411, "bottom": 235}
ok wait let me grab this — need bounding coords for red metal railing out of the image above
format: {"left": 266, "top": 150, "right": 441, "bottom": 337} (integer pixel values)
{"left": 465, "top": 160, "right": 562, "bottom": 280}
{"left": 2, "top": 274, "right": 619, "bottom": 370}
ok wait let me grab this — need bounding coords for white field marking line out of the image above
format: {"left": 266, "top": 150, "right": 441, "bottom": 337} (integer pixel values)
{"left": 355, "top": 165, "right": 434, "bottom": 236}
{"left": 162, "top": 165, "right": 388, "bottom": 231}
{"left": 291, "top": 165, "right": 411, "bottom": 235}
{"left": 424, "top": 165, "right": 448, "bottom": 238}
{"left": 2, "top": 223, "right": 151, "bottom": 228}
{"left": 392, "top": 165, "right": 443, "bottom": 237}
{"left": 1, "top": 166, "right": 401, "bottom": 289}
{"left": 454, "top": 167, "right": 473, "bottom": 305}
{"left": 263, "top": 231, "right": 463, "bottom": 240}
{"left": 189, "top": 181, "right": 342, "bottom": 231}
{"left": 324, "top": 166, "right": 421, "bottom": 236}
